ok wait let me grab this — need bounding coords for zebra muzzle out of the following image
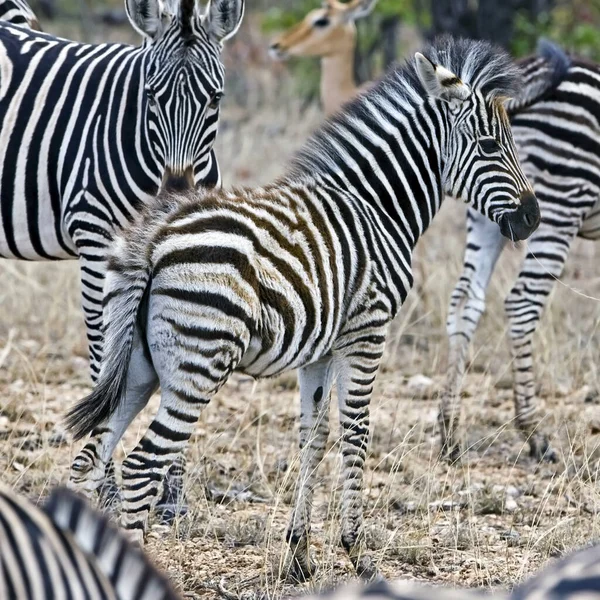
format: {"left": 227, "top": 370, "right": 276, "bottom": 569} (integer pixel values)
{"left": 163, "top": 167, "right": 195, "bottom": 192}
{"left": 499, "top": 191, "right": 540, "bottom": 241}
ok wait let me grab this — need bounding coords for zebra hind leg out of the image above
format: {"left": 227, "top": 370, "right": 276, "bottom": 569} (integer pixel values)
{"left": 120, "top": 340, "right": 246, "bottom": 541}
{"left": 286, "top": 357, "right": 335, "bottom": 581}
{"left": 69, "top": 328, "right": 159, "bottom": 511}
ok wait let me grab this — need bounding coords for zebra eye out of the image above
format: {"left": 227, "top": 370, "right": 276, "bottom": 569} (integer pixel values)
{"left": 479, "top": 138, "right": 501, "bottom": 154}
{"left": 313, "top": 16, "right": 330, "bottom": 28}
{"left": 209, "top": 92, "right": 223, "bottom": 110}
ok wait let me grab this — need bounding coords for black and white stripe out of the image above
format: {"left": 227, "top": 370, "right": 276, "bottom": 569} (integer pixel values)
{"left": 66, "top": 37, "right": 539, "bottom": 579}
{"left": 439, "top": 41, "right": 600, "bottom": 462}
{"left": 0, "top": 0, "right": 244, "bottom": 382}
{"left": 0, "top": 0, "right": 40, "bottom": 29}
{"left": 0, "top": 484, "right": 178, "bottom": 599}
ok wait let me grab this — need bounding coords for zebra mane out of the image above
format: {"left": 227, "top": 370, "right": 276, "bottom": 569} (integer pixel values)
{"left": 288, "top": 36, "right": 520, "bottom": 178}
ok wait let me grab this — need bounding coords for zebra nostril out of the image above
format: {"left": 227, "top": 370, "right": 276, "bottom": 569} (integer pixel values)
{"left": 523, "top": 212, "right": 536, "bottom": 227}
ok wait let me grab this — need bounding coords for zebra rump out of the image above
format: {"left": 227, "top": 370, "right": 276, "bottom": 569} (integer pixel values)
{"left": 0, "top": 484, "right": 178, "bottom": 599}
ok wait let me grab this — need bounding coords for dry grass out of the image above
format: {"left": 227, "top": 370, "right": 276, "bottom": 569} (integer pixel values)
{"left": 0, "top": 35, "right": 600, "bottom": 599}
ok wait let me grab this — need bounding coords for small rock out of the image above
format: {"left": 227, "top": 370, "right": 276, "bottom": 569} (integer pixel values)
{"left": 505, "top": 485, "right": 521, "bottom": 498}
{"left": 500, "top": 530, "right": 520, "bottom": 545}
{"left": 504, "top": 497, "right": 518, "bottom": 513}
{"left": 407, "top": 374, "right": 435, "bottom": 398}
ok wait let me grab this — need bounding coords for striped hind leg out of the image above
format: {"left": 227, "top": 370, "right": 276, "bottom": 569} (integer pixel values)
{"left": 504, "top": 221, "right": 578, "bottom": 461}
{"left": 286, "top": 356, "right": 335, "bottom": 581}
{"left": 335, "top": 334, "right": 386, "bottom": 580}
{"left": 69, "top": 329, "right": 158, "bottom": 505}
{"left": 440, "top": 210, "right": 506, "bottom": 461}
{"left": 120, "top": 334, "right": 248, "bottom": 540}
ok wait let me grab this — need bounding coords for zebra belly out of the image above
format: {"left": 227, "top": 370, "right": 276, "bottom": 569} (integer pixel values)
{"left": 0, "top": 205, "right": 76, "bottom": 260}
{"left": 579, "top": 198, "right": 600, "bottom": 239}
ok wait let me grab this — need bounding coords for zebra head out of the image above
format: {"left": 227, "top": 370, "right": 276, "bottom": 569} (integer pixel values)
{"left": 416, "top": 38, "right": 540, "bottom": 242}
{"left": 126, "top": 0, "right": 244, "bottom": 190}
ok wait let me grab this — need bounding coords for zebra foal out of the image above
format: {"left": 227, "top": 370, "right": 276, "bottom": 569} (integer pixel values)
{"left": 0, "top": 485, "right": 177, "bottom": 599}
{"left": 439, "top": 42, "right": 600, "bottom": 462}
{"left": 66, "top": 37, "right": 539, "bottom": 579}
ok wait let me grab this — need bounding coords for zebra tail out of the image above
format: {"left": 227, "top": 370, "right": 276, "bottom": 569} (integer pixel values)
{"left": 65, "top": 239, "right": 152, "bottom": 441}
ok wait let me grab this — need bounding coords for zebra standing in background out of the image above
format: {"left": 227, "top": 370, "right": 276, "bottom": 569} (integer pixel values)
{"left": 0, "top": 0, "right": 40, "bottom": 29}
{"left": 66, "top": 37, "right": 540, "bottom": 580}
{"left": 439, "top": 42, "right": 600, "bottom": 463}
{"left": 0, "top": 484, "right": 178, "bottom": 599}
{"left": 0, "top": 0, "right": 244, "bottom": 383}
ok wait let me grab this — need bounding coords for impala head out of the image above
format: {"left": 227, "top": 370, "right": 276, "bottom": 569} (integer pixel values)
{"left": 127, "top": 0, "right": 244, "bottom": 191}
{"left": 269, "top": 0, "right": 377, "bottom": 60}
{"left": 415, "top": 37, "right": 539, "bottom": 241}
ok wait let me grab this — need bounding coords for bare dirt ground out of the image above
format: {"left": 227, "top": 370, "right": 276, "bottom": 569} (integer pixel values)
{"left": 1, "top": 52, "right": 600, "bottom": 598}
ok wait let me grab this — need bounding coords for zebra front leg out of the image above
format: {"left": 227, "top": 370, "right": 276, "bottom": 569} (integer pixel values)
{"left": 335, "top": 339, "right": 386, "bottom": 581}
{"left": 69, "top": 328, "right": 158, "bottom": 511}
{"left": 504, "top": 223, "right": 577, "bottom": 462}
{"left": 440, "top": 210, "right": 506, "bottom": 462}
{"left": 286, "top": 356, "right": 335, "bottom": 581}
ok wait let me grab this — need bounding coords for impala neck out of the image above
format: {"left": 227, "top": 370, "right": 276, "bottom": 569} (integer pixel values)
{"left": 320, "top": 45, "right": 358, "bottom": 116}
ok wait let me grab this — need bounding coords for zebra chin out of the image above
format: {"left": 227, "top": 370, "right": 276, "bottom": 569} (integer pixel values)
{"left": 498, "top": 191, "right": 540, "bottom": 241}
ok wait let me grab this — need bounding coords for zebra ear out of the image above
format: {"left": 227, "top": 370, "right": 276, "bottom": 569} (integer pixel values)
{"left": 205, "top": 0, "right": 245, "bottom": 44}
{"left": 125, "top": 0, "right": 172, "bottom": 41}
{"left": 415, "top": 52, "right": 470, "bottom": 103}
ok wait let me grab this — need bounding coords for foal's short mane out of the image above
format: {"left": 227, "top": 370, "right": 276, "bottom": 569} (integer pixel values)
{"left": 288, "top": 36, "right": 521, "bottom": 179}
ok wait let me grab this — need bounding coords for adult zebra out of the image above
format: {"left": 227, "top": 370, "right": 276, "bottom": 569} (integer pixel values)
{"left": 439, "top": 42, "right": 600, "bottom": 463}
{"left": 0, "top": 484, "right": 177, "bottom": 599}
{"left": 0, "top": 0, "right": 40, "bottom": 29}
{"left": 0, "top": 0, "right": 244, "bottom": 384}
{"left": 66, "top": 37, "right": 540, "bottom": 579}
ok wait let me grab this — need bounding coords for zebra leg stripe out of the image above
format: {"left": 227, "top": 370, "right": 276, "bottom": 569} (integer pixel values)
{"left": 440, "top": 210, "right": 506, "bottom": 461}
{"left": 335, "top": 335, "right": 385, "bottom": 581}
{"left": 287, "top": 356, "right": 335, "bottom": 581}
{"left": 504, "top": 222, "right": 578, "bottom": 462}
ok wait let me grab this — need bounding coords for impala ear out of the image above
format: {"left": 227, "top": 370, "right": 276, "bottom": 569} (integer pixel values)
{"left": 342, "top": 0, "right": 378, "bottom": 21}
{"left": 125, "top": 0, "right": 171, "bottom": 41}
{"left": 205, "top": 0, "right": 245, "bottom": 44}
{"left": 415, "top": 52, "right": 471, "bottom": 102}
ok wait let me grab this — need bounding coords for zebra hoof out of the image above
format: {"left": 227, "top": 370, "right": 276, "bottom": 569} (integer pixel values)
{"left": 440, "top": 441, "right": 462, "bottom": 464}
{"left": 529, "top": 436, "right": 558, "bottom": 464}
{"left": 155, "top": 502, "right": 189, "bottom": 526}
{"left": 356, "top": 555, "right": 379, "bottom": 582}
{"left": 287, "top": 554, "right": 316, "bottom": 583}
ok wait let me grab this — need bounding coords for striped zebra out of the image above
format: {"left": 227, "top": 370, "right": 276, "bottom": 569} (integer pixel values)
{"left": 0, "top": 484, "right": 177, "bottom": 599}
{"left": 65, "top": 36, "right": 540, "bottom": 579}
{"left": 439, "top": 42, "right": 600, "bottom": 463}
{"left": 0, "top": 0, "right": 40, "bottom": 29}
{"left": 0, "top": 0, "right": 244, "bottom": 384}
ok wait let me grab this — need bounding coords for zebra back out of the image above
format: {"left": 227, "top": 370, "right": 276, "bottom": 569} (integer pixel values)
{"left": 0, "top": 0, "right": 41, "bottom": 30}
{"left": 0, "top": 485, "right": 179, "bottom": 600}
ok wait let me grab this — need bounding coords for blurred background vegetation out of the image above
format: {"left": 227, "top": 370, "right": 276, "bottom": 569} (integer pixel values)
{"left": 25, "top": 0, "right": 600, "bottom": 107}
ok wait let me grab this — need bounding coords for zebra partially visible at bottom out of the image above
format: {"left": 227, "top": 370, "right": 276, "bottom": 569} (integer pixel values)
{"left": 2, "top": 482, "right": 600, "bottom": 599}
{"left": 66, "top": 35, "right": 539, "bottom": 580}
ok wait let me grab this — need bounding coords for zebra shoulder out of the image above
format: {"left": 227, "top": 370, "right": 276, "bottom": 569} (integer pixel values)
{"left": 44, "top": 487, "right": 180, "bottom": 600}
